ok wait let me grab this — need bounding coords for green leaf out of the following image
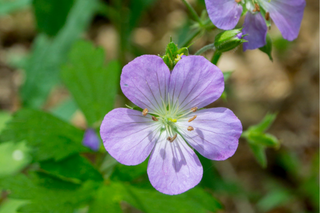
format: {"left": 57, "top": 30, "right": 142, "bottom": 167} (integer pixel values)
{"left": 249, "top": 113, "right": 277, "bottom": 133}
{"left": 88, "top": 184, "right": 123, "bottom": 213}
{"left": 89, "top": 182, "right": 222, "bottom": 213}
{"left": 110, "top": 159, "right": 148, "bottom": 182}
{"left": 0, "top": 199, "right": 27, "bottom": 213}
{"left": 223, "top": 71, "right": 233, "bottom": 82}
{"left": 247, "top": 132, "right": 280, "bottom": 148}
{"left": 248, "top": 143, "right": 267, "bottom": 168}
{"left": 125, "top": 184, "right": 223, "bottom": 213}
{"left": 0, "top": 172, "right": 99, "bottom": 212}
{"left": 259, "top": 34, "right": 273, "bottom": 61}
{"left": 0, "top": 0, "right": 31, "bottom": 16}
{"left": 50, "top": 98, "right": 78, "bottom": 122}
{"left": 32, "top": 0, "right": 75, "bottom": 36}
{"left": 0, "top": 109, "right": 88, "bottom": 161}
{"left": 40, "top": 154, "right": 103, "bottom": 183}
{"left": 0, "top": 142, "right": 31, "bottom": 178}
{"left": 21, "top": 0, "right": 99, "bottom": 108}
{"left": 257, "top": 189, "right": 292, "bottom": 212}
{"left": 61, "top": 40, "right": 120, "bottom": 126}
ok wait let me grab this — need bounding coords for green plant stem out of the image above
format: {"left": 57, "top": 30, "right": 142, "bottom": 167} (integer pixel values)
{"left": 181, "top": 0, "right": 202, "bottom": 24}
{"left": 180, "top": 28, "right": 201, "bottom": 48}
{"left": 211, "top": 51, "right": 222, "bottom": 65}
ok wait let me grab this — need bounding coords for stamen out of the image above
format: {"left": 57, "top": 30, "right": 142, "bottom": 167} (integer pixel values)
{"left": 187, "top": 126, "right": 194, "bottom": 131}
{"left": 167, "top": 134, "right": 177, "bottom": 142}
{"left": 235, "top": 0, "right": 241, "bottom": 3}
{"left": 254, "top": 3, "right": 260, "bottom": 12}
{"left": 142, "top": 108, "right": 148, "bottom": 116}
{"left": 152, "top": 116, "right": 158, "bottom": 121}
{"left": 188, "top": 115, "right": 197, "bottom": 122}
{"left": 191, "top": 107, "right": 198, "bottom": 112}
{"left": 265, "top": 12, "right": 270, "bottom": 21}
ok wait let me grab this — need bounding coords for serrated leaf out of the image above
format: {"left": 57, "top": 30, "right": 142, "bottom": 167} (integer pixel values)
{"left": 249, "top": 113, "right": 277, "bottom": 132}
{"left": 40, "top": 154, "right": 103, "bottom": 183}
{"left": 32, "top": 0, "right": 75, "bottom": 36}
{"left": 21, "top": 0, "right": 99, "bottom": 108}
{"left": 0, "top": 0, "right": 31, "bottom": 16}
{"left": 61, "top": 40, "right": 120, "bottom": 126}
{"left": 0, "top": 172, "right": 99, "bottom": 213}
{"left": 248, "top": 143, "right": 267, "bottom": 168}
{"left": 259, "top": 33, "right": 273, "bottom": 61}
{"left": 0, "top": 109, "right": 88, "bottom": 161}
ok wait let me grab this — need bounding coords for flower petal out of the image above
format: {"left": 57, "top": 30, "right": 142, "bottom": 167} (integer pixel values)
{"left": 100, "top": 108, "right": 161, "bottom": 165}
{"left": 177, "top": 108, "right": 242, "bottom": 161}
{"left": 205, "top": 0, "right": 243, "bottom": 30}
{"left": 121, "top": 55, "right": 170, "bottom": 114}
{"left": 168, "top": 56, "right": 224, "bottom": 113}
{"left": 243, "top": 12, "right": 268, "bottom": 51}
{"left": 147, "top": 134, "right": 203, "bottom": 195}
{"left": 261, "top": 0, "right": 305, "bottom": 41}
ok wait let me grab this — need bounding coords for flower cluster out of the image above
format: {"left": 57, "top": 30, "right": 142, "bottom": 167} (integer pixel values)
{"left": 205, "top": 0, "right": 306, "bottom": 50}
{"left": 100, "top": 55, "right": 242, "bottom": 195}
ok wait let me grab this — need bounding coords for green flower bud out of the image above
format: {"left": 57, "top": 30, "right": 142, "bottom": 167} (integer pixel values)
{"left": 214, "top": 29, "right": 247, "bottom": 52}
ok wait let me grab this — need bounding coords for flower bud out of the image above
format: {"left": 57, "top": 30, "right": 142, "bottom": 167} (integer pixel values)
{"left": 83, "top": 128, "right": 100, "bottom": 151}
{"left": 214, "top": 29, "right": 247, "bottom": 52}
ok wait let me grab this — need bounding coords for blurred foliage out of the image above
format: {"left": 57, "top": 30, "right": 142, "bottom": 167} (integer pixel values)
{"left": 0, "top": 0, "right": 318, "bottom": 212}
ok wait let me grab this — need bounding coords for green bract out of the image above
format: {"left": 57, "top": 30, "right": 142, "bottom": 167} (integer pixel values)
{"left": 214, "top": 29, "right": 247, "bottom": 52}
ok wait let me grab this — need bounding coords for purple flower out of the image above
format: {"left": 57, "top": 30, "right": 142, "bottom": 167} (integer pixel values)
{"left": 83, "top": 128, "right": 100, "bottom": 151}
{"left": 100, "top": 55, "right": 242, "bottom": 195}
{"left": 205, "top": 0, "right": 306, "bottom": 50}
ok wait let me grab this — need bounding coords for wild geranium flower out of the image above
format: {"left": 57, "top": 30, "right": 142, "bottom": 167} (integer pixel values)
{"left": 205, "top": 0, "right": 306, "bottom": 50}
{"left": 100, "top": 55, "right": 242, "bottom": 195}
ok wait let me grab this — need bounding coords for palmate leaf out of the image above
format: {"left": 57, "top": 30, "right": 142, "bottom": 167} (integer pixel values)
{"left": 21, "top": 0, "right": 99, "bottom": 108}
{"left": 61, "top": 40, "right": 120, "bottom": 126}
{"left": 89, "top": 182, "right": 222, "bottom": 213}
{"left": 0, "top": 172, "right": 99, "bottom": 213}
{"left": 0, "top": 109, "right": 88, "bottom": 161}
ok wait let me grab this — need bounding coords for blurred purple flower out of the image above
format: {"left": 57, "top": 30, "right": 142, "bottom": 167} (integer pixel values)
{"left": 100, "top": 55, "right": 242, "bottom": 195}
{"left": 83, "top": 128, "right": 100, "bottom": 151}
{"left": 205, "top": 0, "right": 306, "bottom": 51}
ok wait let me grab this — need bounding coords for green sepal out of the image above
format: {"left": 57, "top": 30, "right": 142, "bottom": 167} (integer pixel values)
{"left": 259, "top": 33, "right": 273, "bottom": 61}
{"left": 214, "top": 29, "right": 247, "bottom": 53}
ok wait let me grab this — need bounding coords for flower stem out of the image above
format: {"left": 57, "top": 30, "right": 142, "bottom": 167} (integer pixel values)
{"left": 211, "top": 51, "right": 222, "bottom": 65}
{"left": 181, "top": 0, "right": 202, "bottom": 24}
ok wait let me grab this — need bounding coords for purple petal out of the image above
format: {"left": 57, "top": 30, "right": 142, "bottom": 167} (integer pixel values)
{"left": 243, "top": 12, "right": 268, "bottom": 51}
{"left": 262, "top": 0, "right": 305, "bottom": 41}
{"left": 177, "top": 108, "right": 242, "bottom": 161}
{"left": 205, "top": 0, "right": 243, "bottom": 30}
{"left": 168, "top": 56, "right": 224, "bottom": 113}
{"left": 100, "top": 108, "right": 161, "bottom": 165}
{"left": 121, "top": 55, "right": 170, "bottom": 114}
{"left": 147, "top": 134, "right": 203, "bottom": 195}
{"left": 83, "top": 128, "right": 100, "bottom": 151}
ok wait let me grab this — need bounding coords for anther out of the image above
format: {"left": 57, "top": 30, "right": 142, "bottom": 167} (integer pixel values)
{"left": 254, "top": 3, "right": 260, "bottom": 12}
{"left": 187, "top": 126, "right": 194, "bottom": 131}
{"left": 188, "top": 115, "right": 197, "bottom": 122}
{"left": 191, "top": 107, "right": 198, "bottom": 112}
{"left": 235, "top": 0, "right": 241, "bottom": 3}
{"left": 167, "top": 134, "right": 177, "bottom": 142}
{"left": 152, "top": 116, "right": 158, "bottom": 121}
{"left": 265, "top": 12, "right": 270, "bottom": 21}
{"left": 142, "top": 108, "right": 148, "bottom": 116}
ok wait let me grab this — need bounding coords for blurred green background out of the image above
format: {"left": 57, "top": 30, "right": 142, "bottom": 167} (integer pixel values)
{"left": 0, "top": 0, "right": 318, "bottom": 212}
